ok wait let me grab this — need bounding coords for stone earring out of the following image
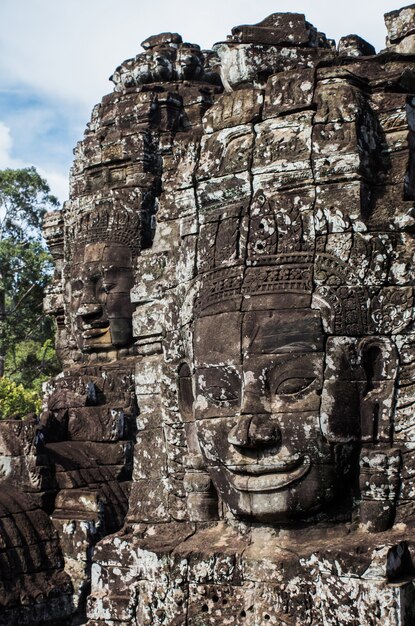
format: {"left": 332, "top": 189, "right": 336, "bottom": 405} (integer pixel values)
{"left": 178, "top": 363, "right": 219, "bottom": 522}
{"left": 359, "top": 447, "right": 402, "bottom": 532}
{"left": 358, "top": 338, "right": 401, "bottom": 532}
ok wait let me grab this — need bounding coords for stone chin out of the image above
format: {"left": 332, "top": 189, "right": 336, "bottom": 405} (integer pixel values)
{"left": 207, "top": 462, "right": 337, "bottom": 523}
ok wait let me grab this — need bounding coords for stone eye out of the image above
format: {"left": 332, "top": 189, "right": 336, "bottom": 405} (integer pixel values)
{"left": 71, "top": 280, "right": 83, "bottom": 293}
{"left": 275, "top": 377, "right": 315, "bottom": 395}
{"left": 205, "top": 386, "right": 237, "bottom": 405}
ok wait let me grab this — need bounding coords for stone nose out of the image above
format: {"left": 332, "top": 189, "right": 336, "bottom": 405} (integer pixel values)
{"left": 228, "top": 415, "right": 282, "bottom": 449}
{"left": 78, "top": 280, "right": 101, "bottom": 307}
{"left": 76, "top": 303, "right": 102, "bottom": 318}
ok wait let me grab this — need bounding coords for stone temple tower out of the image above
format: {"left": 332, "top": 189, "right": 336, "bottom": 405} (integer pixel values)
{"left": 1, "top": 4, "right": 415, "bottom": 626}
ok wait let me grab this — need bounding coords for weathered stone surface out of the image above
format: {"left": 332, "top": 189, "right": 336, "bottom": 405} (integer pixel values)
{"left": 338, "top": 34, "right": 376, "bottom": 57}
{"left": 229, "top": 13, "right": 321, "bottom": 47}
{"left": 263, "top": 68, "right": 315, "bottom": 119}
{"left": 216, "top": 41, "right": 334, "bottom": 92}
{"left": 202, "top": 89, "right": 263, "bottom": 132}
{"left": 5, "top": 4, "right": 415, "bottom": 626}
{"left": 385, "top": 4, "right": 415, "bottom": 44}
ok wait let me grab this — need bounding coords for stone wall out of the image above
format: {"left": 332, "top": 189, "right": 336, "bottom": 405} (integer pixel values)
{"left": 1, "top": 5, "right": 415, "bottom": 625}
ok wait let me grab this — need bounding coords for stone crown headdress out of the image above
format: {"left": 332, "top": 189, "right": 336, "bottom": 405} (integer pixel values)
{"left": 66, "top": 205, "right": 143, "bottom": 259}
{"left": 193, "top": 191, "right": 414, "bottom": 337}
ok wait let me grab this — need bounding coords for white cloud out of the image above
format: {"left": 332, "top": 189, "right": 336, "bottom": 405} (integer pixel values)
{"left": 0, "top": 120, "right": 67, "bottom": 204}
{"left": 0, "top": 122, "right": 20, "bottom": 169}
{"left": 0, "top": 123, "right": 12, "bottom": 159}
{"left": 38, "top": 169, "right": 68, "bottom": 205}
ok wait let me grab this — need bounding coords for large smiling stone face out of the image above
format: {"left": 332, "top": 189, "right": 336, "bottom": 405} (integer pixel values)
{"left": 193, "top": 304, "right": 361, "bottom": 523}
{"left": 67, "top": 242, "right": 135, "bottom": 353}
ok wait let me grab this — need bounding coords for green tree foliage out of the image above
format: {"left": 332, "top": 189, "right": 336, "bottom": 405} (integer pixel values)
{"left": 0, "top": 377, "right": 41, "bottom": 419}
{"left": 0, "top": 167, "right": 61, "bottom": 416}
{"left": 1, "top": 238, "right": 60, "bottom": 389}
{"left": 0, "top": 167, "right": 57, "bottom": 239}
{"left": 5, "top": 338, "right": 60, "bottom": 395}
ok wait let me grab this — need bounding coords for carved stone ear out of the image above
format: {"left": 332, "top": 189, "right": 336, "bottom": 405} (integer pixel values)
{"left": 358, "top": 338, "right": 401, "bottom": 532}
{"left": 178, "top": 362, "right": 219, "bottom": 522}
{"left": 178, "top": 362, "right": 194, "bottom": 421}
{"left": 358, "top": 337, "right": 398, "bottom": 444}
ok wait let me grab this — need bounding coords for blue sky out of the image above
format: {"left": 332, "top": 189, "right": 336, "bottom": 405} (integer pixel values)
{"left": 0, "top": 0, "right": 404, "bottom": 205}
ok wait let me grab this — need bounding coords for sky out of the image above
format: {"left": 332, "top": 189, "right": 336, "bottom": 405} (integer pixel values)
{"left": 0, "top": 0, "right": 405, "bottom": 205}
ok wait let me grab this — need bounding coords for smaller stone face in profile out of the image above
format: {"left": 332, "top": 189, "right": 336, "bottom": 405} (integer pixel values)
{"left": 67, "top": 242, "right": 135, "bottom": 353}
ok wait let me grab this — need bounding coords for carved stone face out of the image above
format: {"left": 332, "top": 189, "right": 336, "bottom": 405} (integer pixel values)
{"left": 193, "top": 304, "right": 361, "bottom": 523}
{"left": 68, "top": 242, "right": 134, "bottom": 353}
